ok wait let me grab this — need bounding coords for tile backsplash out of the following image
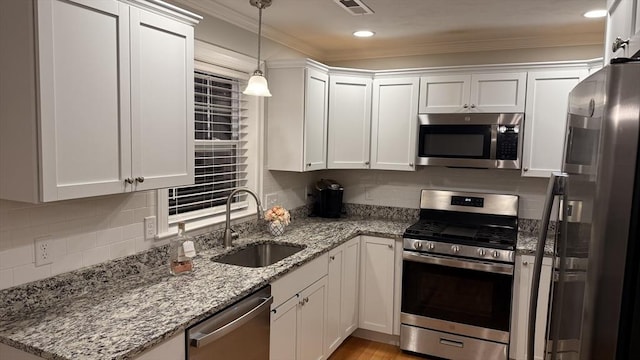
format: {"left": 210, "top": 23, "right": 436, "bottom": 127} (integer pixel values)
{"left": 0, "top": 192, "right": 157, "bottom": 290}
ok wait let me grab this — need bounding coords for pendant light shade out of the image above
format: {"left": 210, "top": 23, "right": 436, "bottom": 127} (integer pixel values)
{"left": 243, "top": 0, "right": 272, "bottom": 97}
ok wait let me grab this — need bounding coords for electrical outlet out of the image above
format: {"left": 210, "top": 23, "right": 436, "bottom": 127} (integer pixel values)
{"left": 144, "top": 216, "right": 156, "bottom": 240}
{"left": 35, "top": 236, "right": 53, "bottom": 267}
{"left": 265, "top": 193, "right": 278, "bottom": 209}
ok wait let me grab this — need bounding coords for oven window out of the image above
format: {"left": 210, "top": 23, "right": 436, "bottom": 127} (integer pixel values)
{"left": 419, "top": 125, "right": 491, "bottom": 159}
{"left": 402, "top": 259, "right": 512, "bottom": 331}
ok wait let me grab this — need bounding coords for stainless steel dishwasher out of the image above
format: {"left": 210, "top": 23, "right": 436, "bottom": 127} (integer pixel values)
{"left": 187, "top": 285, "right": 273, "bottom": 360}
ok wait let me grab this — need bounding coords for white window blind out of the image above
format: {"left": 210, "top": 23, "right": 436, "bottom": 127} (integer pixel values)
{"left": 168, "top": 70, "right": 249, "bottom": 220}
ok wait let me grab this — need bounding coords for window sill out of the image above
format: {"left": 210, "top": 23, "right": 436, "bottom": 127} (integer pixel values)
{"left": 155, "top": 206, "right": 258, "bottom": 240}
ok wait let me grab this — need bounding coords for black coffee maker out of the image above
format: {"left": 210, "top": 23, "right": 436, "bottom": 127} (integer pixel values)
{"left": 312, "top": 179, "right": 344, "bottom": 218}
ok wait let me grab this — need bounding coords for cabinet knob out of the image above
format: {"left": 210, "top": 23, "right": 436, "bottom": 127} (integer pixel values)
{"left": 523, "top": 261, "right": 529, "bottom": 266}
{"left": 305, "top": 297, "right": 309, "bottom": 303}
{"left": 388, "top": 244, "right": 393, "bottom": 249}
{"left": 523, "top": 168, "right": 529, "bottom": 172}
{"left": 463, "top": 104, "right": 468, "bottom": 109}
{"left": 329, "top": 255, "right": 335, "bottom": 261}
{"left": 365, "top": 161, "right": 370, "bottom": 165}
{"left": 272, "top": 309, "right": 277, "bottom": 314}
{"left": 470, "top": 104, "right": 476, "bottom": 108}
{"left": 306, "top": 163, "right": 311, "bottom": 167}
{"left": 136, "top": 176, "right": 145, "bottom": 183}
{"left": 409, "top": 163, "right": 414, "bottom": 167}
{"left": 124, "top": 178, "right": 134, "bottom": 184}
{"left": 612, "top": 37, "right": 630, "bottom": 52}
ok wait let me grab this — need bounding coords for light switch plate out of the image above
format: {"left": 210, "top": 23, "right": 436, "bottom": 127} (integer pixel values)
{"left": 265, "top": 193, "right": 278, "bottom": 209}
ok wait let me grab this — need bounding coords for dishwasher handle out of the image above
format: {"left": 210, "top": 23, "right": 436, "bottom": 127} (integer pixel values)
{"left": 189, "top": 295, "right": 273, "bottom": 348}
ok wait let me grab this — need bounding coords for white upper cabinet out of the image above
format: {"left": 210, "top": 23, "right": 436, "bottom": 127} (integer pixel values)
{"left": 0, "top": 0, "right": 199, "bottom": 203}
{"left": 419, "top": 72, "right": 527, "bottom": 113}
{"left": 327, "top": 74, "right": 372, "bottom": 169}
{"left": 370, "top": 77, "right": 419, "bottom": 171}
{"left": 605, "top": 0, "right": 640, "bottom": 62}
{"left": 522, "top": 69, "right": 588, "bottom": 177}
{"left": 130, "top": 8, "right": 195, "bottom": 191}
{"left": 267, "top": 61, "right": 329, "bottom": 172}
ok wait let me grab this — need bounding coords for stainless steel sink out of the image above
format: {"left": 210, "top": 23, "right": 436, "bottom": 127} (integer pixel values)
{"left": 213, "top": 243, "right": 305, "bottom": 268}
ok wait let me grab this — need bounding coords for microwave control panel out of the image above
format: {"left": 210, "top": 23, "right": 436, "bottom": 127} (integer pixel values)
{"left": 496, "top": 125, "right": 519, "bottom": 160}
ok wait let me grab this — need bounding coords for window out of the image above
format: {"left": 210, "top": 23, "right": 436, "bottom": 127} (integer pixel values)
{"left": 167, "top": 71, "right": 249, "bottom": 219}
{"left": 155, "top": 41, "right": 261, "bottom": 236}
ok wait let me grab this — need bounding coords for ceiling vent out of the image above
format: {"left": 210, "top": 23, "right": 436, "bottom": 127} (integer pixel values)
{"left": 334, "top": 0, "right": 374, "bottom": 15}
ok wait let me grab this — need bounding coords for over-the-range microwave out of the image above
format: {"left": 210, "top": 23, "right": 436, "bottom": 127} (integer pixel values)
{"left": 416, "top": 113, "right": 523, "bottom": 169}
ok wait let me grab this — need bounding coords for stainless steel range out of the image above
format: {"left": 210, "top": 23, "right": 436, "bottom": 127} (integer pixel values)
{"left": 400, "top": 190, "right": 518, "bottom": 360}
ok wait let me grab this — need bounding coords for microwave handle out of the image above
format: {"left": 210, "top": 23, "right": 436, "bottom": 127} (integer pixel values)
{"left": 490, "top": 125, "right": 498, "bottom": 160}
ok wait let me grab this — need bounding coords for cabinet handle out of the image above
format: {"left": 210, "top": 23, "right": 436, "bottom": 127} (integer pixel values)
{"left": 463, "top": 104, "right": 469, "bottom": 109}
{"left": 329, "top": 255, "right": 335, "bottom": 261}
{"left": 124, "top": 178, "right": 134, "bottom": 184}
{"left": 612, "top": 37, "right": 630, "bottom": 52}
{"left": 136, "top": 176, "right": 145, "bottom": 183}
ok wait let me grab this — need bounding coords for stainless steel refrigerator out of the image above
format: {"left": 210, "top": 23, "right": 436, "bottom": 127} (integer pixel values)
{"left": 527, "top": 59, "right": 640, "bottom": 360}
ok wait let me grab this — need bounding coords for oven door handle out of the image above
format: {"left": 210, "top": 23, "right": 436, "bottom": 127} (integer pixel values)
{"left": 403, "top": 251, "right": 513, "bottom": 275}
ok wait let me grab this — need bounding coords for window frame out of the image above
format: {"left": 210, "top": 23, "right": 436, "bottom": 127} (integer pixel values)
{"left": 155, "top": 40, "right": 263, "bottom": 238}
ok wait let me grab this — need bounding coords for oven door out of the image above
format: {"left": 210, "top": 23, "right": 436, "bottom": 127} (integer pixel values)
{"left": 401, "top": 251, "right": 514, "bottom": 344}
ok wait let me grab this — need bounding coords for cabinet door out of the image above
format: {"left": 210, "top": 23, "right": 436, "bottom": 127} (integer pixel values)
{"left": 469, "top": 72, "right": 527, "bottom": 113}
{"left": 303, "top": 68, "right": 329, "bottom": 171}
{"left": 605, "top": 0, "right": 634, "bottom": 62}
{"left": 327, "top": 75, "right": 372, "bottom": 169}
{"left": 37, "top": 0, "right": 132, "bottom": 201}
{"left": 341, "top": 237, "right": 360, "bottom": 337}
{"left": 326, "top": 245, "right": 344, "bottom": 355}
{"left": 522, "top": 70, "right": 587, "bottom": 177}
{"left": 419, "top": 75, "right": 471, "bottom": 113}
{"left": 298, "top": 277, "right": 328, "bottom": 360}
{"left": 359, "top": 236, "right": 395, "bottom": 334}
{"left": 370, "top": 77, "right": 419, "bottom": 171}
{"left": 271, "top": 295, "right": 299, "bottom": 360}
{"left": 510, "top": 255, "right": 553, "bottom": 360}
{"left": 130, "top": 7, "right": 194, "bottom": 190}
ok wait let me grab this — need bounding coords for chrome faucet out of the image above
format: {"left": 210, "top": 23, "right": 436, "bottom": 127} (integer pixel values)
{"left": 223, "top": 187, "right": 264, "bottom": 248}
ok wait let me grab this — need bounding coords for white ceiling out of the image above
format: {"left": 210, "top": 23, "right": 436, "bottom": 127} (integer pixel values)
{"left": 173, "top": 0, "right": 606, "bottom": 62}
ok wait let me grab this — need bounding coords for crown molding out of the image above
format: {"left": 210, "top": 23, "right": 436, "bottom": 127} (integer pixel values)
{"left": 320, "top": 32, "right": 605, "bottom": 62}
{"left": 171, "top": 0, "right": 324, "bottom": 59}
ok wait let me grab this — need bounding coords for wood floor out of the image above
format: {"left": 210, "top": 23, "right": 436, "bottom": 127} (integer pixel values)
{"left": 328, "top": 336, "right": 429, "bottom": 360}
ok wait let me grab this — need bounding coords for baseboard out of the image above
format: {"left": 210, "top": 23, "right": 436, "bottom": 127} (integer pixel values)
{"left": 351, "top": 328, "right": 400, "bottom": 346}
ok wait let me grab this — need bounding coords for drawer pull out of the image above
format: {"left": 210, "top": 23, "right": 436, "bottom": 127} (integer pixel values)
{"left": 440, "top": 338, "right": 464, "bottom": 348}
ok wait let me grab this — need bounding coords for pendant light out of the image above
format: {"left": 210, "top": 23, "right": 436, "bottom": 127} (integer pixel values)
{"left": 243, "top": 0, "right": 273, "bottom": 97}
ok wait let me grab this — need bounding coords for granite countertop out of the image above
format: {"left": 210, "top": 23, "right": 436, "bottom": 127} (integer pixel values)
{"left": 0, "top": 217, "right": 410, "bottom": 360}
{"left": 0, "top": 215, "right": 552, "bottom": 360}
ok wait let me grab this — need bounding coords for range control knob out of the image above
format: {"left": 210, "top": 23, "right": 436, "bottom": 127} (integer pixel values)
{"left": 477, "top": 248, "right": 486, "bottom": 257}
{"left": 428, "top": 243, "right": 435, "bottom": 250}
{"left": 414, "top": 242, "right": 423, "bottom": 250}
{"left": 493, "top": 250, "right": 501, "bottom": 259}
{"left": 451, "top": 245, "right": 460, "bottom": 254}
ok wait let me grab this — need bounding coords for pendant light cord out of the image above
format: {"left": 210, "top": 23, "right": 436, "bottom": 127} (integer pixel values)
{"left": 256, "top": 4, "right": 263, "bottom": 73}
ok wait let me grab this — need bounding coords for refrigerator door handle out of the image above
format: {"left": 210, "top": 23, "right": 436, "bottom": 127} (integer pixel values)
{"left": 526, "top": 172, "right": 568, "bottom": 360}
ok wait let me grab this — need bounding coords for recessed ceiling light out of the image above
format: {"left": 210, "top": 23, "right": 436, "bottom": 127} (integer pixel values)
{"left": 353, "top": 30, "right": 375, "bottom": 38}
{"left": 583, "top": 9, "right": 607, "bottom": 18}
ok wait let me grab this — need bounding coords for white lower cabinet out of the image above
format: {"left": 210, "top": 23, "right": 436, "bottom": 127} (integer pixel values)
{"left": 326, "top": 237, "right": 361, "bottom": 354}
{"left": 270, "top": 254, "right": 329, "bottom": 360}
{"left": 510, "top": 255, "right": 553, "bottom": 360}
{"left": 358, "top": 236, "right": 396, "bottom": 334}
